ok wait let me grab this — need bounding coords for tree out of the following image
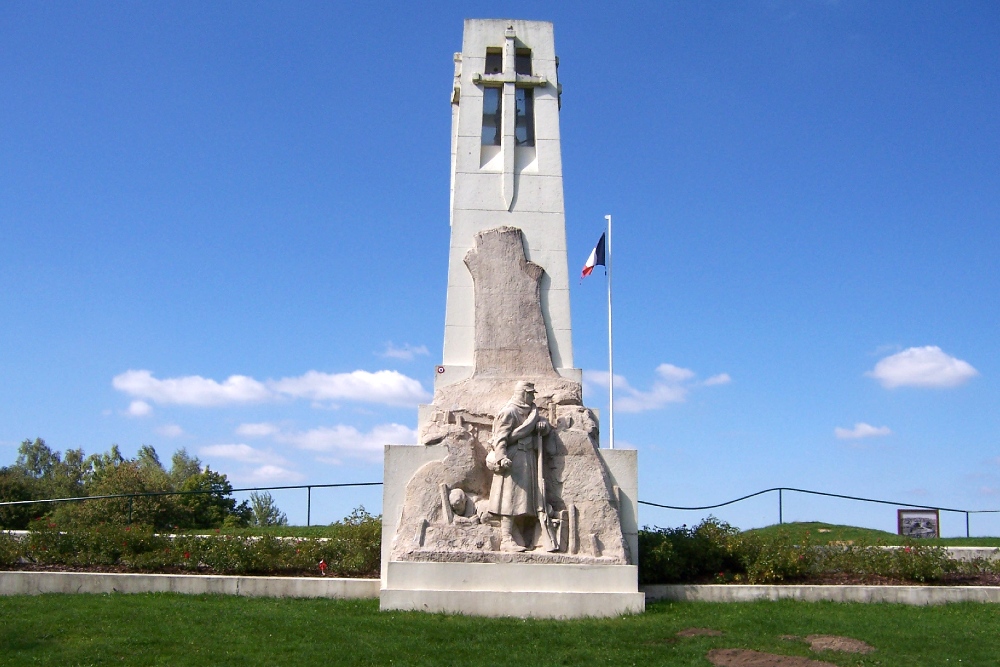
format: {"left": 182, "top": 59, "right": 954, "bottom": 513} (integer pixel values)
{"left": 8, "top": 441, "right": 250, "bottom": 529}
{"left": 15, "top": 438, "right": 59, "bottom": 479}
{"left": 135, "top": 445, "right": 170, "bottom": 490}
{"left": 169, "top": 448, "right": 202, "bottom": 488}
{"left": 57, "top": 458, "right": 173, "bottom": 527}
{"left": 173, "top": 468, "right": 250, "bottom": 529}
{"left": 13, "top": 438, "right": 85, "bottom": 500}
{"left": 248, "top": 491, "right": 288, "bottom": 527}
{"left": 0, "top": 467, "right": 35, "bottom": 528}
{"left": 82, "top": 444, "right": 126, "bottom": 483}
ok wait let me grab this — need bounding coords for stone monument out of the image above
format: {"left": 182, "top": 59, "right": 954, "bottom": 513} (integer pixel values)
{"left": 380, "top": 19, "right": 643, "bottom": 618}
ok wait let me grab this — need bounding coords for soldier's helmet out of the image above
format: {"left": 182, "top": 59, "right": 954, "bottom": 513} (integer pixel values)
{"left": 514, "top": 380, "right": 536, "bottom": 395}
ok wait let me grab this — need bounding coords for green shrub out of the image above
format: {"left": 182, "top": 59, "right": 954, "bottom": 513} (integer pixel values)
{"left": 729, "top": 528, "right": 817, "bottom": 583}
{"left": 638, "top": 517, "right": 742, "bottom": 584}
{"left": 0, "top": 531, "right": 24, "bottom": 566}
{"left": 9, "top": 508, "right": 381, "bottom": 578}
{"left": 637, "top": 521, "right": 999, "bottom": 584}
{"left": 815, "top": 540, "right": 955, "bottom": 582}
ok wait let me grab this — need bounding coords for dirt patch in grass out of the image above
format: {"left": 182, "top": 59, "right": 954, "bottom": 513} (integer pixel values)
{"left": 677, "top": 627, "right": 723, "bottom": 637}
{"left": 804, "top": 635, "right": 874, "bottom": 654}
{"left": 779, "top": 634, "right": 876, "bottom": 654}
{"left": 706, "top": 648, "right": 837, "bottom": 666}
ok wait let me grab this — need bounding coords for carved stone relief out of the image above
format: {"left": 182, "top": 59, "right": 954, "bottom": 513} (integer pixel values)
{"left": 390, "top": 225, "right": 629, "bottom": 565}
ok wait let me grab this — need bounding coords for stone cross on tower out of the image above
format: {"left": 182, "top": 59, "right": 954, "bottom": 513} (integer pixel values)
{"left": 440, "top": 19, "right": 577, "bottom": 390}
{"left": 472, "top": 25, "right": 548, "bottom": 211}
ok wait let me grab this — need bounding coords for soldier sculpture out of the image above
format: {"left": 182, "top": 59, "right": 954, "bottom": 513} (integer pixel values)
{"left": 487, "top": 381, "right": 558, "bottom": 552}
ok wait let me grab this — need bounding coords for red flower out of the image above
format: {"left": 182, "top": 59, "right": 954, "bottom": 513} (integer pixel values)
{"left": 183, "top": 552, "right": 190, "bottom": 559}
{"left": 318, "top": 560, "right": 328, "bottom": 575}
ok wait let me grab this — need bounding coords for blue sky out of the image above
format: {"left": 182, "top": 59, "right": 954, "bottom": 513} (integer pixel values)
{"left": 2, "top": 2, "right": 998, "bottom": 534}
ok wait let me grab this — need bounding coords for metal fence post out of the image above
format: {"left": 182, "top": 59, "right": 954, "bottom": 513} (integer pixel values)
{"left": 307, "top": 486, "right": 312, "bottom": 527}
{"left": 966, "top": 511, "right": 970, "bottom": 538}
{"left": 128, "top": 496, "right": 134, "bottom": 525}
{"left": 778, "top": 488, "right": 783, "bottom": 524}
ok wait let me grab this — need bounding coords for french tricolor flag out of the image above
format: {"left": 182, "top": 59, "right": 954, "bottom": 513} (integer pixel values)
{"left": 581, "top": 233, "right": 606, "bottom": 279}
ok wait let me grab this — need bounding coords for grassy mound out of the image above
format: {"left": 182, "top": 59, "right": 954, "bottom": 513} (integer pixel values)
{"left": 746, "top": 522, "right": 1000, "bottom": 547}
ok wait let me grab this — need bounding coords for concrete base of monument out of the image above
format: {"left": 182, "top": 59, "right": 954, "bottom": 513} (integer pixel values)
{"left": 379, "top": 561, "right": 644, "bottom": 618}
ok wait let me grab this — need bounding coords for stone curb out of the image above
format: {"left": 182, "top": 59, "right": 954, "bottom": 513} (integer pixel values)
{"left": 642, "top": 583, "right": 1000, "bottom": 605}
{"left": 0, "top": 571, "right": 380, "bottom": 599}
{"left": 5, "top": 572, "right": 999, "bottom": 606}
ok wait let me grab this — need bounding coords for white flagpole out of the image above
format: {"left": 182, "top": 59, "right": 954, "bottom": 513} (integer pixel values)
{"left": 605, "top": 214, "right": 615, "bottom": 450}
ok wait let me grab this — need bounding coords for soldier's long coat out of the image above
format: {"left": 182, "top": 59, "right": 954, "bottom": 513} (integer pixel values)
{"left": 488, "top": 400, "right": 538, "bottom": 517}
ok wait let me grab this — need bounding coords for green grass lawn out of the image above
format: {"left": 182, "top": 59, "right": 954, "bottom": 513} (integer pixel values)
{"left": 746, "top": 521, "right": 1000, "bottom": 547}
{"left": 1, "top": 594, "right": 998, "bottom": 666}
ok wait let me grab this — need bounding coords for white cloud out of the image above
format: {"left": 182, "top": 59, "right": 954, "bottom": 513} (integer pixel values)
{"left": 379, "top": 342, "right": 430, "bottom": 361}
{"left": 198, "top": 443, "right": 288, "bottom": 466}
{"left": 315, "top": 456, "right": 343, "bottom": 466}
{"left": 582, "top": 370, "right": 631, "bottom": 391}
{"left": 866, "top": 346, "right": 978, "bottom": 389}
{"left": 113, "top": 368, "right": 430, "bottom": 408}
{"left": 617, "top": 384, "right": 688, "bottom": 413}
{"left": 656, "top": 364, "right": 696, "bottom": 382}
{"left": 198, "top": 444, "right": 302, "bottom": 484}
{"left": 834, "top": 422, "right": 892, "bottom": 440}
{"left": 276, "top": 423, "right": 417, "bottom": 462}
{"left": 113, "top": 370, "right": 270, "bottom": 406}
{"left": 271, "top": 370, "right": 430, "bottom": 406}
{"left": 127, "top": 400, "right": 152, "bottom": 417}
{"left": 583, "top": 362, "right": 729, "bottom": 413}
{"left": 156, "top": 424, "right": 185, "bottom": 438}
{"left": 242, "top": 465, "right": 305, "bottom": 484}
{"left": 236, "top": 422, "right": 280, "bottom": 438}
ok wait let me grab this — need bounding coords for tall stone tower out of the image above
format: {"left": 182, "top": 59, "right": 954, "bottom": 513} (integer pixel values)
{"left": 440, "top": 19, "right": 578, "bottom": 389}
{"left": 380, "top": 20, "right": 641, "bottom": 619}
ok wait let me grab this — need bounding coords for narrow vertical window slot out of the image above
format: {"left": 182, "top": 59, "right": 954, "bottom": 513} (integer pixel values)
{"left": 515, "top": 88, "right": 534, "bottom": 146}
{"left": 481, "top": 87, "right": 502, "bottom": 146}
{"left": 485, "top": 49, "right": 503, "bottom": 74}
{"left": 515, "top": 50, "right": 531, "bottom": 75}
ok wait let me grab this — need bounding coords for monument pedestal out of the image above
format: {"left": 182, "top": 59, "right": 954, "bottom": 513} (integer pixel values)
{"left": 380, "top": 561, "right": 644, "bottom": 618}
{"left": 381, "top": 445, "right": 642, "bottom": 618}
{"left": 378, "top": 20, "right": 642, "bottom": 619}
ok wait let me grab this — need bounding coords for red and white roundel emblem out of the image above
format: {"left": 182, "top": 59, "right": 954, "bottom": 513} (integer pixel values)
{"left": 436, "top": 366, "right": 445, "bottom": 374}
